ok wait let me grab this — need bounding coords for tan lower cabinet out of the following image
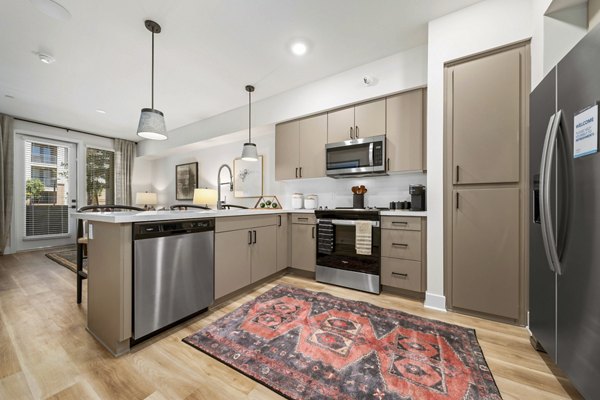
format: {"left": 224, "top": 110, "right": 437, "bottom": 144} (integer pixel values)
{"left": 380, "top": 216, "right": 427, "bottom": 294}
{"left": 276, "top": 214, "right": 289, "bottom": 271}
{"left": 451, "top": 187, "right": 520, "bottom": 320}
{"left": 381, "top": 258, "right": 423, "bottom": 292}
{"left": 215, "top": 216, "right": 279, "bottom": 299}
{"left": 215, "top": 229, "right": 252, "bottom": 299}
{"left": 291, "top": 222, "right": 316, "bottom": 271}
{"left": 251, "top": 226, "right": 277, "bottom": 282}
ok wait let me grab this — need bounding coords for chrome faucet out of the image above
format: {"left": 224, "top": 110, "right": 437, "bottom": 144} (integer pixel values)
{"left": 217, "top": 164, "right": 233, "bottom": 210}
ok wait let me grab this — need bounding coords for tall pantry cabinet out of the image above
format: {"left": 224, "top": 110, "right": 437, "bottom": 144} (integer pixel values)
{"left": 445, "top": 42, "right": 530, "bottom": 324}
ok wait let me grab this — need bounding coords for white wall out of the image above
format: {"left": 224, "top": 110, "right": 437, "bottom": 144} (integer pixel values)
{"left": 138, "top": 45, "right": 428, "bottom": 157}
{"left": 426, "top": 0, "right": 536, "bottom": 310}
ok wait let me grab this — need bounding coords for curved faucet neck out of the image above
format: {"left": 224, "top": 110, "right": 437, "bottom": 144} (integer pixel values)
{"left": 217, "top": 164, "right": 233, "bottom": 210}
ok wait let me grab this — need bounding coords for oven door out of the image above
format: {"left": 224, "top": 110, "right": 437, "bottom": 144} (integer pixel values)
{"left": 316, "top": 219, "right": 381, "bottom": 275}
{"left": 326, "top": 136, "right": 385, "bottom": 176}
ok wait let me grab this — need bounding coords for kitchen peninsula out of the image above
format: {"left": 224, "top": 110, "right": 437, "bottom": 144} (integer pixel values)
{"left": 76, "top": 208, "right": 427, "bottom": 355}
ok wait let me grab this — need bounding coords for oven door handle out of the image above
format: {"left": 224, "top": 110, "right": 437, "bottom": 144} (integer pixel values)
{"left": 318, "top": 219, "right": 380, "bottom": 228}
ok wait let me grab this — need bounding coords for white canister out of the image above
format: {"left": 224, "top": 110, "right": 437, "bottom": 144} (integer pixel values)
{"left": 304, "top": 194, "right": 318, "bottom": 210}
{"left": 292, "top": 193, "right": 304, "bottom": 209}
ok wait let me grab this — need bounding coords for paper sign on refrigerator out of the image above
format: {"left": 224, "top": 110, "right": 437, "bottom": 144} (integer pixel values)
{"left": 573, "top": 104, "right": 598, "bottom": 158}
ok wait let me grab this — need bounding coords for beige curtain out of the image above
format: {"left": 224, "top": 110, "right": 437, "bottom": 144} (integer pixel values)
{"left": 0, "top": 115, "right": 14, "bottom": 254}
{"left": 114, "top": 139, "right": 135, "bottom": 206}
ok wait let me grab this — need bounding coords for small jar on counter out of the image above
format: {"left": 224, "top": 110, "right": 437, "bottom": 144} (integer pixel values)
{"left": 292, "top": 193, "right": 304, "bottom": 209}
{"left": 304, "top": 194, "right": 318, "bottom": 210}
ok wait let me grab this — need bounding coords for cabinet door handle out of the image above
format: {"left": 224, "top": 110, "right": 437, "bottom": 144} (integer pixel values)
{"left": 299, "top": 167, "right": 302, "bottom": 178}
{"left": 295, "top": 167, "right": 298, "bottom": 178}
{"left": 253, "top": 230, "right": 257, "bottom": 244}
{"left": 312, "top": 226, "right": 316, "bottom": 239}
{"left": 392, "top": 272, "right": 408, "bottom": 279}
{"left": 248, "top": 231, "right": 252, "bottom": 245}
{"left": 350, "top": 126, "right": 354, "bottom": 139}
{"left": 456, "top": 165, "right": 460, "bottom": 182}
{"left": 456, "top": 192, "right": 460, "bottom": 209}
{"left": 355, "top": 126, "right": 359, "bottom": 138}
{"left": 392, "top": 243, "right": 408, "bottom": 247}
{"left": 278, "top": 215, "right": 282, "bottom": 226}
{"left": 387, "top": 158, "right": 390, "bottom": 171}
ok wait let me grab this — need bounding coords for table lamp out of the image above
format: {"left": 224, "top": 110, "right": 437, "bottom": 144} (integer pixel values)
{"left": 193, "top": 188, "right": 218, "bottom": 208}
{"left": 136, "top": 192, "right": 158, "bottom": 210}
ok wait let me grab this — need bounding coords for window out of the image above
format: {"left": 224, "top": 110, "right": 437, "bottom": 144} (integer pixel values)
{"left": 86, "top": 148, "right": 115, "bottom": 205}
{"left": 31, "top": 166, "right": 57, "bottom": 188}
{"left": 31, "top": 143, "right": 57, "bottom": 164}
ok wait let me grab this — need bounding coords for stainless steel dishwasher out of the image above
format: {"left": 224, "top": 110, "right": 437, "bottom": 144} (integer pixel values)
{"left": 133, "top": 218, "right": 214, "bottom": 341}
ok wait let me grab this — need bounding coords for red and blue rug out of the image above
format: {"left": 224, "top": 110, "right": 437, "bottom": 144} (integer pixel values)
{"left": 183, "top": 285, "right": 501, "bottom": 399}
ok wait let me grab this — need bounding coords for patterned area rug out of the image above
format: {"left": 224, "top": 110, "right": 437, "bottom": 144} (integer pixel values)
{"left": 45, "top": 246, "right": 86, "bottom": 273}
{"left": 183, "top": 285, "right": 501, "bottom": 400}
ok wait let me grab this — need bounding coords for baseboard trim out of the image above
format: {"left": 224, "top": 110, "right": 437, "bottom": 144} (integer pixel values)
{"left": 424, "top": 292, "right": 447, "bottom": 312}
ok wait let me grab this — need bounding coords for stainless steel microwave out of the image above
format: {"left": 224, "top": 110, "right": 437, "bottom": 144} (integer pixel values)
{"left": 325, "top": 135, "right": 386, "bottom": 178}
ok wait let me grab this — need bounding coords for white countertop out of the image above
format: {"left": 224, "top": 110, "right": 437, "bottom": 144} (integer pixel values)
{"left": 380, "top": 210, "right": 427, "bottom": 217}
{"left": 74, "top": 207, "right": 426, "bottom": 223}
{"left": 73, "top": 208, "right": 316, "bottom": 223}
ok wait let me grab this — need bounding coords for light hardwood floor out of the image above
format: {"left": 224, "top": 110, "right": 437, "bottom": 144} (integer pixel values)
{"left": 0, "top": 249, "right": 582, "bottom": 399}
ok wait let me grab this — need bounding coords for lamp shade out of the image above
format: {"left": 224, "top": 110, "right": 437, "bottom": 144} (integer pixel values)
{"left": 193, "top": 188, "right": 218, "bottom": 206}
{"left": 137, "top": 108, "right": 167, "bottom": 140}
{"left": 241, "top": 142, "right": 258, "bottom": 161}
{"left": 135, "top": 192, "right": 158, "bottom": 205}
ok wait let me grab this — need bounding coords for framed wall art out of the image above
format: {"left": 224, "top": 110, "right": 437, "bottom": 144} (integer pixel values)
{"left": 233, "top": 156, "right": 263, "bottom": 198}
{"left": 175, "top": 162, "right": 198, "bottom": 200}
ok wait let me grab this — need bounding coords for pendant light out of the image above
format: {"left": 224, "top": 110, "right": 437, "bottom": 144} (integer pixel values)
{"left": 137, "top": 20, "right": 167, "bottom": 140}
{"left": 241, "top": 85, "right": 258, "bottom": 161}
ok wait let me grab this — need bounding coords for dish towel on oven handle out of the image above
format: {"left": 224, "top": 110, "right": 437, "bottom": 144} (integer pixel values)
{"left": 355, "top": 220, "right": 372, "bottom": 256}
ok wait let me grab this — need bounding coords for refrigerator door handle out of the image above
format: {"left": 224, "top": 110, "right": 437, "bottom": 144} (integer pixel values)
{"left": 541, "top": 111, "right": 564, "bottom": 275}
{"left": 539, "top": 112, "right": 557, "bottom": 273}
{"left": 555, "top": 110, "right": 573, "bottom": 275}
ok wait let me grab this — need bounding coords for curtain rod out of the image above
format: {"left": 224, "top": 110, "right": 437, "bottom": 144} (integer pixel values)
{"left": 13, "top": 117, "right": 138, "bottom": 144}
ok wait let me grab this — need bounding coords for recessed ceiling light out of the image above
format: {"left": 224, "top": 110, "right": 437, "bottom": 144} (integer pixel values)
{"left": 34, "top": 51, "right": 56, "bottom": 64}
{"left": 95, "top": 109, "right": 106, "bottom": 114}
{"left": 290, "top": 41, "right": 308, "bottom": 56}
{"left": 30, "top": 0, "right": 71, "bottom": 21}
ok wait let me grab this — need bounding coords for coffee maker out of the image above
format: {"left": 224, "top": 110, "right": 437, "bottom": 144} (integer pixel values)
{"left": 409, "top": 185, "right": 426, "bottom": 211}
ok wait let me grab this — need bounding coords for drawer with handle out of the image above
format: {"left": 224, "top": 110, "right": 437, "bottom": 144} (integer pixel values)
{"left": 381, "top": 229, "right": 421, "bottom": 261}
{"left": 381, "top": 257, "right": 423, "bottom": 292}
{"left": 292, "top": 214, "right": 317, "bottom": 225}
{"left": 381, "top": 216, "right": 421, "bottom": 231}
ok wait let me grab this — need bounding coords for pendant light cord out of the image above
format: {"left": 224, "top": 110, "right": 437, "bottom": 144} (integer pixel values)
{"left": 248, "top": 89, "right": 252, "bottom": 143}
{"left": 151, "top": 31, "right": 154, "bottom": 109}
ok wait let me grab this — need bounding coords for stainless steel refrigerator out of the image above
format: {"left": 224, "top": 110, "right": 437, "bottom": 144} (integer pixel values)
{"left": 530, "top": 24, "right": 600, "bottom": 399}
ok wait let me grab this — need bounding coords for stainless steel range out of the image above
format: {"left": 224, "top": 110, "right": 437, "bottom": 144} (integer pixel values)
{"left": 315, "top": 208, "right": 382, "bottom": 294}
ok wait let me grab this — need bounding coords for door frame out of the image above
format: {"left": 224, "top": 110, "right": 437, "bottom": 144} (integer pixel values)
{"left": 443, "top": 40, "right": 531, "bottom": 325}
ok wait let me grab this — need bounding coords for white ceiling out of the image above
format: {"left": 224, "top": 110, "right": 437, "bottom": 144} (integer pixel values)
{"left": 0, "top": 0, "right": 483, "bottom": 141}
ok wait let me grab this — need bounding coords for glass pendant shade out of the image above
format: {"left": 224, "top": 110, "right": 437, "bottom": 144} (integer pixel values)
{"left": 137, "top": 108, "right": 167, "bottom": 140}
{"left": 241, "top": 142, "right": 258, "bottom": 161}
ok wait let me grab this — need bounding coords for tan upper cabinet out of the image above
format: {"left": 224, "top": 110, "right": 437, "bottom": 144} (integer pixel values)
{"left": 354, "top": 99, "right": 385, "bottom": 139}
{"left": 452, "top": 187, "right": 520, "bottom": 319}
{"left": 275, "top": 114, "right": 327, "bottom": 180}
{"left": 291, "top": 222, "right": 316, "bottom": 271}
{"left": 451, "top": 47, "right": 522, "bottom": 184}
{"left": 327, "top": 106, "right": 355, "bottom": 143}
{"left": 299, "top": 114, "right": 327, "bottom": 179}
{"left": 327, "top": 100, "right": 385, "bottom": 143}
{"left": 275, "top": 121, "right": 300, "bottom": 181}
{"left": 386, "top": 89, "right": 425, "bottom": 172}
